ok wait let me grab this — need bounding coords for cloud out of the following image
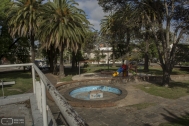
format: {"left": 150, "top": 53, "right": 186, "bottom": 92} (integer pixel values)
{"left": 88, "top": 19, "right": 101, "bottom": 31}
{"left": 75, "top": 0, "right": 108, "bottom": 31}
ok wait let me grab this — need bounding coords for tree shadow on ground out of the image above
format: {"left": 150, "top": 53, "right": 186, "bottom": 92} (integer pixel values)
{"left": 169, "top": 80, "right": 189, "bottom": 89}
{"left": 160, "top": 108, "right": 189, "bottom": 126}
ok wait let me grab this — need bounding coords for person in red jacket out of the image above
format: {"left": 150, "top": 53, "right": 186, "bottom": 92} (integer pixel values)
{"left": 121, "top": 63, "right": 128, "bottom": 77}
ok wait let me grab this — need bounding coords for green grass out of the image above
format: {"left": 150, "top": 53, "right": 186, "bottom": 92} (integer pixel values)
{"left": 60, "top": 75, "right": 73, "bottom": 82}
{"left": 0, "top": 71, "right": 33, "bottom": 97}
{"left": 135, "top": 80, "right": 189, "bottom": 99}
{"left": 127, "top": 103, "right": 156, "bottom": 110}
{"left": 82, "top": 64, "right": 117, "bottom": 73}
{"left": 138, "top": 66, "right": 189, "bottom": 75}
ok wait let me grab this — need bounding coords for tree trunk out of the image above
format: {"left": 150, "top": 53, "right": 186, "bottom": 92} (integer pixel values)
{"left": 144, "top": 52, "right": 149, "bottom": 71}
{"left": 112, "top": 45, "right": 116, "bottom": 67}
{"left": 144, "top": 31, "right": 149, "bottom": 71}
{"left": 48, "top": 47, "right": 54, "bottom": 72}
{"left": 47, "top": 46, "right": 58, "bottom": 73}
{"left": 30, "top": 35, "right": 35, "bottom": 63}
{"left": 53, "top": 53, "right": 57, "bottom": 74}
{"left": 162, "top": 68, "right": 170, "bottom": 87}
{"left": 72, "top": 51, "right": 76, "bottom": 69}
{"left": 59, "top": 46, "right": 65, "bottom": 78}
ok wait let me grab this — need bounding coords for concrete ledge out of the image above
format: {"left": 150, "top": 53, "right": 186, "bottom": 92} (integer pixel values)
{"left": 0, "top": 93, "right": 33, "bottom": 105}
{"left": 30, "top": 95, "right": 43, "bottom": 126}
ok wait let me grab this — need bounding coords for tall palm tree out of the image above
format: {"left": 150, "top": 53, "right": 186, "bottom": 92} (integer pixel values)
{"left": 38, "top": 0, "right": 90, "bottom": 77}
{"left": 137, "top": 0, "right": 163, "bottom": 71}
{"left": 100, "top": 13, "right": 117, "bottom": 66}
{"left": 100, "top": 3, "right": 137, "bottom": 66}
{"left": 6, "top": 0, "right": 42, "bottom": 63}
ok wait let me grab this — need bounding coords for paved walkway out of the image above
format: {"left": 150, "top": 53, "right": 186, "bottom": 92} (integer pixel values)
{"left": 45, "top": 72, "right": 189, "bottom": 126}
{"left": 72, "top": 81, "right": 189, "bottom": 126}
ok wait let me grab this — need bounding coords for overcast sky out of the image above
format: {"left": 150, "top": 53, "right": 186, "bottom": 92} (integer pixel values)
{"left": 75, "top": 0, "right": 107, "bottom": 31}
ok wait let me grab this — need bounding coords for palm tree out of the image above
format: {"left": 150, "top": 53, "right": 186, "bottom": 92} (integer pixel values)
{"left": 38, "top": 0, "right": 90, "bottom": 77}
{"left": 100, "top": 13, "right": 116, "bottom": 66}
{"left": 100, "top": 3, "right": 137, "bottom": 66}
{"left": 6, "top": 0, "right": 42, "bottom": 63}
{"left": 137, "top": 0, "right": 163, "bottom": 71}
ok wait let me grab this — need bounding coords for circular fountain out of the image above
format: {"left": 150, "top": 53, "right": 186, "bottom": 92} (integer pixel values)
{"left": 70, "top": 85, "right": 122, "bottom": 100}
{"left": 61, "top": 83, "right": 127, "bottom": 108}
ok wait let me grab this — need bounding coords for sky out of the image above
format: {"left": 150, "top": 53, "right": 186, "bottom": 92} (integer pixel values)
{"left": 75, "top": 0, "right": 107, "bottom": 31}
{"left": 42, "top": 0, "right": 107, "bottom": 31}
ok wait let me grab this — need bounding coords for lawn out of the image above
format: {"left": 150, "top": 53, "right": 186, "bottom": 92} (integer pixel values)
{"left": 0, "top": 71, "right": 33, "bottom": 97}
{"left": 134, "top": 80, "right": 189, "bottom": 99}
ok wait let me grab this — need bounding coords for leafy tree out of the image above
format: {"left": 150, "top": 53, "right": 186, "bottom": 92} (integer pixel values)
{"left": 12, "top": 38, "right": 30, "bottom": 64}
{"left": 98, "top": 0, "right": 128, "bottom": 12}
{"left": 82, "top": 30, "right": 98, "bottom": 57}
{"left": 6, "top": 0, "right": 42, "bottom": 63}
{"left": 142, "top": 0, "right": 189, "bottom": 86}
{"left": 99, "top": 0, "right": 189, "bottom": 86}
{"left": 93, "top": 50, "right": 106, "bottom": 65}
{"left": 71, "top": 49, "right": 85, "bottom": 69}
{"left": 175, "top": 44, "right": 189, "bottom": 65}
{"left": 136, "top": 0, "right": 163, "bottom": 71}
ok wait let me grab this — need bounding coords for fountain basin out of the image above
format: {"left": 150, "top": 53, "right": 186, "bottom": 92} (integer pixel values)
{"left": 70, "top": 85, "right": 122, "bottom": 100}
{"left": 63, "top": 84, "right": 127, "bottom": 108}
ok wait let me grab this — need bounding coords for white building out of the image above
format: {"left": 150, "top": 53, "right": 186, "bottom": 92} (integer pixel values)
{"left": 84, "top": 47, "right": 113, "bottom": 63}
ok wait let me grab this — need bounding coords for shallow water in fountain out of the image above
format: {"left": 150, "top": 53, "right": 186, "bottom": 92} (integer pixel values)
{"left": 73, "top": 91, "right": 119, "bottom": 100}
{"left": 70, "top": 85, "right": 121, "bottom": 100}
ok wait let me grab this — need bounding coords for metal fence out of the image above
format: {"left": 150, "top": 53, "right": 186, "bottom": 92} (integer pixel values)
{"left": 0, "top": 63, "right": 87, "bottom": 126}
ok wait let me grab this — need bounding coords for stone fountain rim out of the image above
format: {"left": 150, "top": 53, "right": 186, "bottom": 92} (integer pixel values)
{"left": 63, "top": 84, "right": 127, "bottom": 108}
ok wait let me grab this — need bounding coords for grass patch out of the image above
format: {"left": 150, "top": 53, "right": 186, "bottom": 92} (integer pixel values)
{"left": 138, "top": 66, "right": 189, "bottom": 75}
{"left": 159, "top": 113, "right": 189, "bottom": 126}
{"left": 135, "top": 81, "right": 189, "bottom": 99}
{"left": 0, "top": 71, "right": 32, "bottom": 97}
{"left": 82, "top": 64, "right": 117, "bottom": 73}
{"left": 60, "top": 75, "right": 73, "bottom": 82}
{"left": 127, "top": 103, "right": 156, "bottom": 110}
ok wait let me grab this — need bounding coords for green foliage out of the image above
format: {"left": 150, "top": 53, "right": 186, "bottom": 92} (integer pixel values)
{"left": 175, "top": 44, "right": 189, "bottom": 63}
{"left": 98, "top": 0, "right": 189, "bottom": 85}
{"left": 83, "top": 31, "right": 98, "bottom": 53}
{"left": 93, "top": 50, "right": 106, "bottom": 63}
{"left": 38, "top": 0, "right": 90, "bottom": 50}
{"left": 0, "top": 0, "right": 9, "bottom": 20}
{"left": 75, "top": 50, "right": 85, "bottom": 61}
{"left": 60, "top": 75, "right": 73, "bottom": 82}
{"left": 13, "top": 38, "right": 30, "bottom": 63}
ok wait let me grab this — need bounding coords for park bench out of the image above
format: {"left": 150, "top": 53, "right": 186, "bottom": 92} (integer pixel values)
{"left": 0, "top": 80, "right": 15, "bottom": 98}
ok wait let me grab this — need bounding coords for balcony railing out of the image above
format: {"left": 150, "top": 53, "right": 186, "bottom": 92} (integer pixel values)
{"left": 0, "top": 63, "right": 87, "bottom": 126}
